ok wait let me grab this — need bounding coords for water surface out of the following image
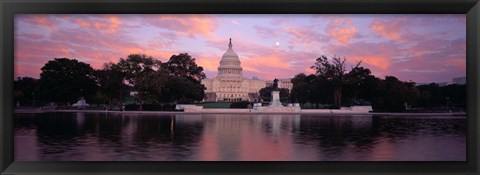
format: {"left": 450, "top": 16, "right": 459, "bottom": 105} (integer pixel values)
{"left": 15, "top": 112, "right": 466, "bottom": 161}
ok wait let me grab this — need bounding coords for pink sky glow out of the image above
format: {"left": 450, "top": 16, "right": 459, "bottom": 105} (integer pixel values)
{"left": 14, "top": 14, "right": 466, "bottom": 83}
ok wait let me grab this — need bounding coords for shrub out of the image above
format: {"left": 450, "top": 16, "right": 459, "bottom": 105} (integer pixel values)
{"left": 230, "top": 101, "right": 251, "bottom": 108}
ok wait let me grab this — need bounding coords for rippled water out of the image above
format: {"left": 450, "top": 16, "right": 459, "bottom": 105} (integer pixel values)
{"left": 15, "top": 112, "right": 466, "bottom": 161}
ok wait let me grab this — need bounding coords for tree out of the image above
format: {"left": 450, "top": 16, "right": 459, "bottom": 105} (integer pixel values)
{"left": 290, "top": 74, "right": 309, "bottom": 105}
{"left": 135, "top": 70, "right": 168, "bottom": 105}
{"left": 95, "top": 63, "right": 126, "bottom": 109}
{"left": 160, "top": 53, "right": 207, "bottom": 103}
{"left": 419, "top": 90, "right": 432, "bottom": 108}
{"left": 382, "top": 76, "right": 419, "bottom": 112}
{"left": 417, "top": 83, "right": 444, "bottom": 108}
{"left": 38, "top": 58, "right": 98, "bottom": 106}
{"left": 344, "top": 66, "right": 378, "bottom": 105}
{"left": 311, "top": 55, "right": 358, "bottom": 107}
{"left": 116, "top": 54, "right": 167, "bottom": 109}
{"left": 416, "top": 83, "right": 465, "bottom": 110}
{"left": 443, "top": 84, "right": 466, "bottom": 108}
{"left": 308, "top": 75, "right": 332, "bottom": 108}
{"left": 290, "top": 73, "right": 332, "bottom": 108}
{"left": 346, "top": 66, "right": 374, "bottom": 99}
{"left": 161, "top": 76, "right": 205, "bottom": 103}
{"left": 117, "top": 54, "right": 164, "bottom": 84}
{"left": 164, "top": 53, "right": 206, "bottom": 81}
{"left": 404, "top": 82, "right": 420, "bottom": 108}
{"left": 356, "top": 76, "right": 383, "bottom": 107}
{"left": 14, "top": 77, "right": 39, "bottom": 106}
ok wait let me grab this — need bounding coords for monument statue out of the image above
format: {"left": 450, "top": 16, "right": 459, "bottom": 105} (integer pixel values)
{"left": 269, "top": 78, "right": 283, "bottom": 107}
{"left": 273, "top": 78, "right": 279, "bottom": 90}
{"left": 251, "top": 80, "right": 300, "bottom": 112}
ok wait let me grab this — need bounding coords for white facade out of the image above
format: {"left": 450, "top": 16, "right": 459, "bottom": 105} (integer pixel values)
{"left": 201, "top": 39, "right": 291, "bottom": 102}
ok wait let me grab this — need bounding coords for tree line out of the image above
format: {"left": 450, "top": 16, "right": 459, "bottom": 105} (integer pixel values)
{"left": 14, "top": 53, "right": 207, "bottom": 110}
{"left": 287, "top": 55, "right": 465, "bottom": 112}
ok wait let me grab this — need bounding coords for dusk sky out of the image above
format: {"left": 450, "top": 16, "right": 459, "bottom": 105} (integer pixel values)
{"left": 15, "top": 14, "right": 466, "bottom": 83}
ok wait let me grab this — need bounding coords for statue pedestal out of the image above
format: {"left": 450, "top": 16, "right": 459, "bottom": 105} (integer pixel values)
{"left": 251, "top": 91, "right": 301, "bottom": 112}
{"left": 269, "top": 91, "right": 283, "bottom": 107}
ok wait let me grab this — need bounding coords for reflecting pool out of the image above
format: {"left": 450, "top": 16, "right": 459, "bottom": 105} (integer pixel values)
{"left": 15, "top": 112, "right": 466, "bottom": 161}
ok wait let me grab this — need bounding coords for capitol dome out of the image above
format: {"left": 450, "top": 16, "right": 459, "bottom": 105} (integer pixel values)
{"left": 218, "top": 38, "right": 243, "bottom": 77}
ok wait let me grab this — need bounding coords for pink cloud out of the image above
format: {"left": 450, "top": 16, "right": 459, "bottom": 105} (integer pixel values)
{"left": 394, "top": 60, "right": 464, "bottom": 83}
{"left": 446, "top": 59, "right": 466, "bottom": 70}
{"left": 381, "top": 39, "right": 464, "bottom": 82}
{"left": 16, "top": 15, "right": 218, "bottom": 79}
{"left": 142, "top": 15, "right": 218, "bottom": 38}
{"left": 71, "top": 15, "right": 123, "bottom": 34}
{"left": 16, "top": 23, "right": 174, "bottom": 78}
{"left": 90, "top": 16, "right": 121, "bottom": 34}
{"left": 369, "top": 18, "right": 408, "bottom": 42}
{"left": 194, "top": 50, "right": 224, "bottom": 74}
{"left": 326, "top": 18, "right": 357, "bottom": 45}
{"left": 325, "top": 41, "right": 400, "bottom": 72}
{"left": 75, "top": 19, "right": 91, "bottom": 27}
{"left": 349, "top": 56, "right": 391, "bottom": 71}
{"left": 147, "top": 31, "right": 179, "bottom": 49}
{"left": 253, "top": 25, "right": 280, "bottom": 39}
{"left": 242, "top": 55, "right": 292, "bottom": 71}
{"left": 14, "top": 63, "right": 42, "bottom": 79}
{"left": 17, "top": 15, "right": 57, "bottom": 29}
{"left": 304, "top": 67, "right": 315, "bottom": 75}
{"left": 14, "top": 14, "right": 465, "bottom": 84}
{"left": 284, "top": 26, "right": 329, "bottom": 48}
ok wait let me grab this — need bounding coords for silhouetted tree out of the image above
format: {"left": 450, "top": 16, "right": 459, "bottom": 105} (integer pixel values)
{"left": 161, "top": 76, "right": 205, "bottom": 104}
{"left": 443, "top": 84, "right": 466, "bottom": 108}
{"left": 116, "top": 54, "right": 167, "bottom": 109}
{"left": 38, "top": 58, "right": 98, "bottom": 106}
{"left": 416, "top": 83, "right": 465, "bottom": 110}
{"left": 417, "top": 83, "right": 444, "bottom": 108}
{"left": 95, "top": 63, "right": 126, "bottom": 109}
{"left": 161, "top": 53, "right": 207, "bottom": 103}
{"left": 311, "top": 55, "right": 360, "bottom": 108}
{"left": 164, "top": 53, "right": 206, "bottom": 81}
{"left": 290, "top": 74, "right": 309, "bottom": 105}
{"left": 381, "top": 76, "right": 419, "bottom": 112}
{"left": 345, "top": 66, "right": 375, "bottom": 100}
{"left": 290, "top": 73, "right": 332, "bottom": 108}
{"left": 306, "top": 74, "right": 331, "bottom": 108}
{"left": 14, "top": 77, "right": 39, "bottom": 106}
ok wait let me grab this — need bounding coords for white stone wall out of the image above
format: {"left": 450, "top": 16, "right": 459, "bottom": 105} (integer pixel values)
{"left": 278, "top": 78, "right": 293, "bottom": 91}
{"left": 202, "top": 77, "right": 268, "bottom": 102}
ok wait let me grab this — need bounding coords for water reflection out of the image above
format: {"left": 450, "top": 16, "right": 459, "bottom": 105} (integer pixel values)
{"left": 14, "top": 113, "right": 466, "bottom": 161}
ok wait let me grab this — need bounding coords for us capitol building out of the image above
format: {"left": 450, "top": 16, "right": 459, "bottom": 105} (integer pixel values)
{"left": 201, "top": 39, "right": 292, "bottom": 102}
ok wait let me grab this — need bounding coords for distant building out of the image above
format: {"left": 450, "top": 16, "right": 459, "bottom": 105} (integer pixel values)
{"left": 452, "top": 76, "right": 466, "bottom": 85}
{"left": 201, "top": 39, "right": 291, "bottom": 102}
{"left": 266, "top": 78, "right": 293, "bottom": 90}
{"left": 416, "top": 76, "right": 466, "bottom": 87}
{"left": 438, "top": 82, "right": 449, "bottom": 86}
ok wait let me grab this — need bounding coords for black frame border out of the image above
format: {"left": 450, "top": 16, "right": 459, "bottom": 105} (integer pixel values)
{"left": 1, "top": 0, "right": 479, "bottom": 174}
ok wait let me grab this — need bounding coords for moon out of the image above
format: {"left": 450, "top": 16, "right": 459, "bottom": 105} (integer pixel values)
{"left": 275, "top": 41, "right": 280, "bottom": 46}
